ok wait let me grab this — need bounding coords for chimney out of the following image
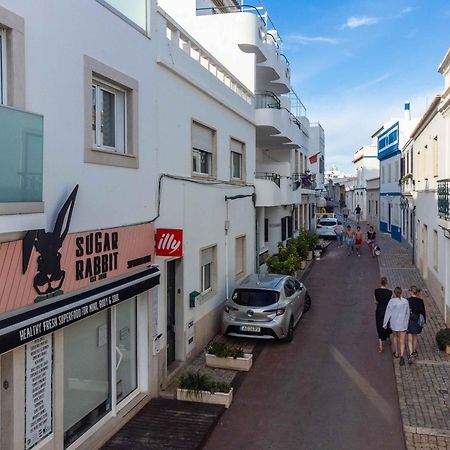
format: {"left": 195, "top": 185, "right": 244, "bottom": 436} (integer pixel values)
{"left": 404, "top": 102, "right": 411, "bottom": 120}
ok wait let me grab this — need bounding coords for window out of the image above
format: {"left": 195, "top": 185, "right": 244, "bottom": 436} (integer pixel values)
{"left": 92, "top": 79, "right": 126, "bottom": 153}
{"left": 235, "top": 235, "right": 246, "bottom": 278}
{"left": 283, "top": 279, "right": 296, "bottom": 297}
{"left": 200, "top": 246, "right": 216, "bottom": 294}
{"left": 0, "top": 27, "right": 6, "bottom": 105}
{"left": 192, "top": 122, "right": 215, "bottom": 176}
{"left": 433, "top": 136, "right": 438, "bottom": 177}
{"left": 97, "top": 0, "right": 148, "bottom": 32}
{"left": 84, "top": 56, "right": 138, "bottom": 168}
{"left": 287, "top": 216, "right": 293, "bottom": 238}
{"left": 433, "top": 230, "right": 438, "bottom": 271}
{"left": 381, "top": 166, "right": 385, "bottom": 184}
{"left": 264, "top": 218, "right": 269, "bottom": 242}
{"left": 281, "top": 217, "right": 287, "bottom": 241}
{"left": 230, "top": 139, "right": 245, "bottom": 180}
{"left": 232, "top": 289, "right": 278, "bottom": 307}
{"left": 388, "top": 164, "right": 391, "bottom": 183}
{"left": 64, "top": 297, "right": 139, "bottom": 448}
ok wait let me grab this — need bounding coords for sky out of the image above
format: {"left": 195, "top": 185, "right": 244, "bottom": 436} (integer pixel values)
{"left": 261, "top": 0, "right": 450, "bottom": 174}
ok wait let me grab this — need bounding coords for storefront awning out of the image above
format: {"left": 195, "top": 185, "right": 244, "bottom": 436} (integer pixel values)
{"left": 0, "top": 266, "right": 160, "bottom": 354}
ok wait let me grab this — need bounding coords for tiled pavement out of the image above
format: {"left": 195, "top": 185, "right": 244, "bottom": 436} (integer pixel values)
{"left": 377, "top": 231, "right": 450, "bottom": 450}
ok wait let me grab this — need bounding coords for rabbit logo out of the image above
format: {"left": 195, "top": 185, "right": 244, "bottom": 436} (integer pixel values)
{"left": 22, "top": 185, "right": 79, "bottom": 297}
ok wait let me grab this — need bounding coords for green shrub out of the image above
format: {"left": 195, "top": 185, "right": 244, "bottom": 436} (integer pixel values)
{"left": 178, "top": 370, "right": 231, "bottom": 394}
{"left": 435, "top": 328, "right": 450, "bottom": 351}
{"left": 207, "top": 341, "right": 244, "bottom": 359}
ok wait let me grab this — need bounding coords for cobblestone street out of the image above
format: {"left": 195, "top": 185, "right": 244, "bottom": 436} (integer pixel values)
{"left": 377, "top": 232, "right": 450, "bottom": 450}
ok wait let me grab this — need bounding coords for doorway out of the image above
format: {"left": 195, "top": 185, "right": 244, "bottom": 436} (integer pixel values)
{"left": 422, "top": 224, "right": 428, "bottom": 280}
{"left": 388, "top": 203, "right": 392, "bottom": 232}
{"left": 166, "top": 260, "right": 176, "bottom": 367}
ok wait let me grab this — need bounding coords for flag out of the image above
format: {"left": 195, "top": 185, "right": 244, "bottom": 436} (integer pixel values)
{"left": 309, "top": 153, "right": 319, "bottom": 164}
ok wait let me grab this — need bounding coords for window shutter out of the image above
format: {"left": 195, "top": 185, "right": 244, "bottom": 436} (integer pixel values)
{"left": 192, "top": 122, "right": 213, "bottom": 152}
{"left": 230, "top": 139, "right": 244, "bottom": 154}
{"left": 201, "top": 247, "right": 214, "bottom": 266}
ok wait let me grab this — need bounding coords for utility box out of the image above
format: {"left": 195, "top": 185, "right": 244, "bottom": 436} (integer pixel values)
{"left": 189, "top": 290, "right": 200, "bottom": 308}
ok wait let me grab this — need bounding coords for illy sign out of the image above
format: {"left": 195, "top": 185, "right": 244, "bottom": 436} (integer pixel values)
{"left": 156, "top": 229, "right": 183, "bottom": 257}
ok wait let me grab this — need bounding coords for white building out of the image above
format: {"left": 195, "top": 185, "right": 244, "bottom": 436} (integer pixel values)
{"left": 352, "top": 144, "right": 379, "bottom": 221}
{"left": 366, "top": 177, "right": 380, "bottom": 228}
{"left": 309, "top": 122, "right": 326, "bottom": 192}
{"left": 374, "top": 104, "right": 417, "bottom": 241}
{"left": 158, "top": 0, "right": 322, "bottom": 259}
{"left": 400, "top": 138, "right": 415, "bottom": 248}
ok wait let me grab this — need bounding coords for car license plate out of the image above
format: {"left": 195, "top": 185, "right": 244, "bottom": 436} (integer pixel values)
{"left": 240, "top": 325, "right": 261, "bottom": 333}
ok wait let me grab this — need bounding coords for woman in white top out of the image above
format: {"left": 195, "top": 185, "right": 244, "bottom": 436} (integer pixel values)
{"left": 383, "top": 287, "right": 409, "bottom": 366}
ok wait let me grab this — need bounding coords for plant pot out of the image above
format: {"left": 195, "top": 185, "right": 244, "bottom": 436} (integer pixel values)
{"left": 176, "top": 388, "right": 233, "bottom": 408}
{"left": 307, "top": 251, "right": 313, "bottom": 261}
{"left": 314, "top": 249, "right": 321, "bottom": 260}
{"left": 206, "top": 353, "right": 253, "bottom": 371}
{"left": 300, "top": 260, "right": 306, "bottom": 270}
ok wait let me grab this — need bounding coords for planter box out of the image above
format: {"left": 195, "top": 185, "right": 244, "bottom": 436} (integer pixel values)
{"left": 176, "top": 388, "right": 233, "bottom": 408}
{"left": 205, "top": 353, "right": 253, "bottom": 371}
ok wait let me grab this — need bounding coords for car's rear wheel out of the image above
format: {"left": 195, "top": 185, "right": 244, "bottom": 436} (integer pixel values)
{"left": 285, "top": 317, "right": 294, "bottom": 342}
{"left": 303, "top": 292, "right": 312, "bottom": 313}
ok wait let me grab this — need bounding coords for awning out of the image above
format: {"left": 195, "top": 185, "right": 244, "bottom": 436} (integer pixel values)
{"left": 0, "top": 266, "right": 160, "bottom": 354}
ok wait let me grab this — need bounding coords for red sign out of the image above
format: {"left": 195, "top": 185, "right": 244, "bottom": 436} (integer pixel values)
{"left": 156, "top": 229, "right": 183, "bottom": 257}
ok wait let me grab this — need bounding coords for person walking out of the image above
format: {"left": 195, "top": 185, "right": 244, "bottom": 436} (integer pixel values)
{"left": 354, "top": 226, "right": 363, "bottom": 256}
{"left": 344, "top": 225, "right": 354, "bottom": 255}
{"left": 374, "top": 277, "right": 392, "bottom": 352}
{"left": 367, "top": 226, "right": 376, "bottom": 257}
{"left": 406, "top": 286, "right": 426, "bottom": 364}
{"left": 354, "top": 204, "right": 362, "bottom": 224}
{"left": 335, "top": 221, "right": 344, "bottom": 248}
{"left": 342, "top": 205, "right": 350, "bottom": 222}
{"left": 383, "top": 287, "right": 410, "bottom": 366}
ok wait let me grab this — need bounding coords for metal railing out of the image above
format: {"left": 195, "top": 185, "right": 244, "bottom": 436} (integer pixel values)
{"left": 438, "top": 179, "right": 450, "bottom": 220}
{"left": 292, "top": 173, "right": 316, "bottom": 190}
{"left": 255, "top": 172, "right": 281, "bottom": 187}
{"left": 255, "top": 91, "right": 281, "bottom": 109}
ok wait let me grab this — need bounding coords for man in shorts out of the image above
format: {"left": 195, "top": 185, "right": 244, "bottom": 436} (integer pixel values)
{"left": 354, "top": 226, "right": 363, "bottom": 256}
{"left": 342, "top": 205, "right": 350, "bottom": 222}
{"left": 354, "top": 204, "right": 362, "bottom": 224}
{"left": 344, "top": 225, "right": 354, "bottom": 255}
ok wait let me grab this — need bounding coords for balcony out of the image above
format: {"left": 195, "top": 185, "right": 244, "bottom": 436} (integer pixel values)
{"left": 438, "top": 179, "right": 450, "bottom": 220}
{"left": 400, "top": 174, "right": 414, "bottom": 195}
{"left": 195, "top": 4, "right": 290, "bottom": 93}
{"left": 255, "top": 91, "right": 308, "bottom": 150}
{"left": 254, "top": 173, "right": 281, "bottom": 207}
{"left": 0, "top": 105, "right": 44, "bottom": 215}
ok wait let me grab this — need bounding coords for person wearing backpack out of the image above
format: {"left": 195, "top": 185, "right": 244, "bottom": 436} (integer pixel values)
{"left": 407, "top": 286, "right": 426, "bottom": 364}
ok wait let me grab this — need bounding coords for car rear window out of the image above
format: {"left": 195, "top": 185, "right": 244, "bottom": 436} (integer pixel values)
{"left": 232, "top": 289, "right": 279, "bottom": 307}
{"left": 319, "top": 220, "right": 337, "bottom": 226}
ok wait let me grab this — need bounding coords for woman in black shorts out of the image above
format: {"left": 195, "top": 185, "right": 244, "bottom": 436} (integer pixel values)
{"left": 374, "top": 277, "right": 392, "bottom": 352}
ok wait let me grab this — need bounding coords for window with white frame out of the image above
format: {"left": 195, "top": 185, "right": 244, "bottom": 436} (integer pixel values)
{"left": 235, "top": 235, "right": 246, "bottom": 278}
{"left": 230, "top": 139, "right": 244, "bottom": 180}
{"left": 92, "top": 78, "right": 126, "bottom": 153}
{"left": 200, "top": 245, "right": 216, "bottom": 294}
{"left": 192, "top": 122, "right": 214, "bottom": 176}
{"left": 0, "top": 27, "right": 7, "bottom": 105}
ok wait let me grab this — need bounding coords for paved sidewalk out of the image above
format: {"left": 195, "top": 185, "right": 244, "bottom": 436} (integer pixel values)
{"left": 377, "top": 232, "right": 450, "bottom": 450}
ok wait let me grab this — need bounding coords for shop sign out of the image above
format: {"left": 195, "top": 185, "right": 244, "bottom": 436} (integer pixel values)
{"left": 155, "top": 229, "right": 183, "bottom": 257}
{"left": 0, "top": 187, "right": 155, "bottom": 315}
{"left": 25, "top": 335, "right": 53, "bottom": 450}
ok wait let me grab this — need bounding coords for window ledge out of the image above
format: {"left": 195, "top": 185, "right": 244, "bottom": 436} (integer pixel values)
{"left": 0, "top": 202, "right": 44, "bottom": 215}
{"left": 86, "top": 147, "right": 139, "bottom": 169}
{"left": 198, "top": 289, "right": 216, "bottom": 305}
{"left": 192, "top": 173, "right": 216, "bottom": 181}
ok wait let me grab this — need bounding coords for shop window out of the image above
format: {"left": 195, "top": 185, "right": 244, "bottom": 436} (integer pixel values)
{"left": 63, "top": 297, "right": 139, "bottom": 448}
{"left": 192, "top": 122, "right": 215, "bottom": 177}
{"left": 235, "top": 235, "right": 246, "bottom": 278}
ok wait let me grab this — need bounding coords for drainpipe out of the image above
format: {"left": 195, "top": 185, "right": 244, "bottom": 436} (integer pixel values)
{"left": 411, "top": 206, "right": 416, "bottom": 265}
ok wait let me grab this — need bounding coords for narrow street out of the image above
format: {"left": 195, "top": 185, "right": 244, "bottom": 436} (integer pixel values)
{"left": 204, "top": 240, "right": 405, "bottom": 450}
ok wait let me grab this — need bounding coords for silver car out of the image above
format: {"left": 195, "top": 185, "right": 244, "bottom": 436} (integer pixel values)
{"left": 222, "top": 274, "right": 311, "bottom": 342}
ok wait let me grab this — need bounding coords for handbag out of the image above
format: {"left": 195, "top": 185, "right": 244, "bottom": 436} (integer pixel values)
{"left": 408, "top": 309, "right": 424, "bottom": 334}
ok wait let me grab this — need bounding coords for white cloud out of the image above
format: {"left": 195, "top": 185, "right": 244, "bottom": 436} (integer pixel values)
{"left": 341, "top": 16, "right": 380, "bottom": 29}
{"left": 400, "top": 7, "right": 414, "bottom": 14}
{"left": 351, "top": 73, "right": 392, "bottom": 91}
{"left": 285, "top": 34, "right": 339, "bottom": 45}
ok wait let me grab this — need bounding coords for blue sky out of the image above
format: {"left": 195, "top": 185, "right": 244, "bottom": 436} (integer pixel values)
{"left": 262, "top": 0, "right": 450, "bottom": 174}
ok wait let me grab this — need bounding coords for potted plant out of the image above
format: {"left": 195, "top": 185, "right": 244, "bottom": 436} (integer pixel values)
{"left": 301, "top": 229, "right": 318, "bottom": 260}
{"left": 177, "top": 370, "right": 233, "bottom": 408}
{"left": 206, "top": 341, "right": 253, "bottom": 371}
{"left": 266, "top": 241, "right": 301, "bottom": 276}
{"left": 435, "top": 328, "right": 450, "bottom": 354}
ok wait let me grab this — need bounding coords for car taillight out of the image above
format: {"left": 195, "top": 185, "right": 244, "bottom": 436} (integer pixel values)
{"left": 276, "top": 308, "right": 285, "bottom": 316}
{"left": 224, "top": 305, "right": 230, "bottom": 313}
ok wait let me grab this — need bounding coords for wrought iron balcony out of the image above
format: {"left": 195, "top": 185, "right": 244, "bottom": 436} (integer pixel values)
{"left": 0, "top": 105, "right": 43, "bottom": 205}
{"left": 255, "top": 172, "right": 281, "bottom": 187}
{"left": 292, "top": 173, "right": 316, "bottom": 191}
{"left": 437, "top": 179, "right": 450, "bottom": 220}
